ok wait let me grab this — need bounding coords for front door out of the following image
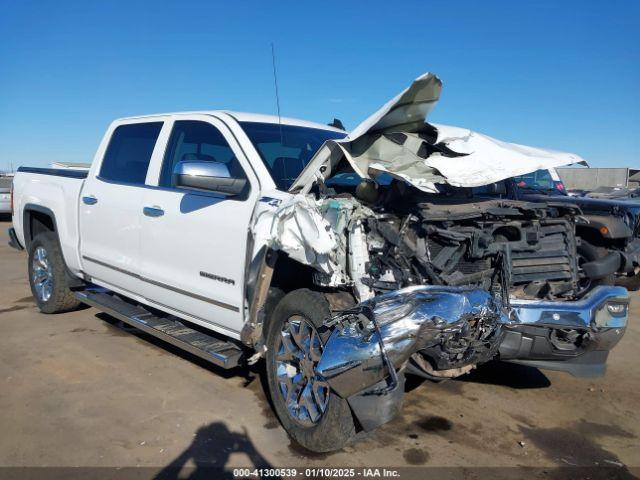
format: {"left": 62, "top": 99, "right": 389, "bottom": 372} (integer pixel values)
{"left": 139, "top": 117, "right": 259, "bottom": 337}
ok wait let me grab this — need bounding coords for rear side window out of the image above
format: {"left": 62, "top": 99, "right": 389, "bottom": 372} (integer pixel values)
{"left": 99, "top": 122, "right": 163, "bottom": 184}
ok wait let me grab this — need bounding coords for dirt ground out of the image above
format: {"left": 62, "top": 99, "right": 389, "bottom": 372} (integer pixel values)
{"left": 0, "top": 218, "right": 638, "bottom": 478}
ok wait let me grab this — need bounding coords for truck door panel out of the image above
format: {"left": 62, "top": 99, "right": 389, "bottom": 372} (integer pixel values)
{"left": 79, "top": 121, "right": 164, "bottom": 295}
{"left": 139, "top": 117, "right": 258, "bottom": 334}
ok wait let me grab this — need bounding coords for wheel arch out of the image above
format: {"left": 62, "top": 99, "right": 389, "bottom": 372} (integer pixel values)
{"left": 23, "top": 204, "right": 57, "bottom": 250}
{"left": 243, "top": 248, "right": 319, "bottom": 347}
{"left": 23, "top": 204, "right": 84, "bottom": 289}
{"left": 242, "top": 248, "right": 354, "bottom": 347}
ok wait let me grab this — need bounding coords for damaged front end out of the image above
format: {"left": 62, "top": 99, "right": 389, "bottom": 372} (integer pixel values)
{"left": 315, "top": 285, "right": 628, "bottom": 432}
{"left": 244, "top": 71, "right": 630, "bottom": 435}
{"left": 316, "top": 286, "right": 505, "bottom": 430}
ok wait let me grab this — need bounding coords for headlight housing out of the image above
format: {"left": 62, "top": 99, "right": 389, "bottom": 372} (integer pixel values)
{"left": 606, "top": 302, "right": 627, "bottom": 317}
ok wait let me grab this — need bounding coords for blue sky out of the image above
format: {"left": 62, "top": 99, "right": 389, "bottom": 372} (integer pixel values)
{"left": 1, "top": 0, "right": 638, "bottom": 171}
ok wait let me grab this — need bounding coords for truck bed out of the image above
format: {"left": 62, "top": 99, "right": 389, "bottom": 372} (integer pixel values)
{"left": 12, "top": 166, "right": 87, "bottom": 274}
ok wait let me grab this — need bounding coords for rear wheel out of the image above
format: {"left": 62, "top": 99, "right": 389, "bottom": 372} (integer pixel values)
{"left": 265, "top": 288, "right": 356, "bottom": 452}
{"left": 28, "top": 232, "right": 81, "bottom": 313}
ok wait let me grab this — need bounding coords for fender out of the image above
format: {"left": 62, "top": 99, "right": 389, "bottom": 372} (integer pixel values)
{"left": 22, "top": 204, "right": 58, "bottom": 250}
{"left": 581, "top": 214, "right": 632, "bottom": 240}
{"left": 22, "top": 204, "right": 85, "bottom": 288}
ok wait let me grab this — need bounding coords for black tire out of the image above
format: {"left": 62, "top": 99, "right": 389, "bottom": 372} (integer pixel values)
{"left": 265, "top": 288, "right": 356, "bottom": 452}
{"left": 28, "top": 231, "right": 81, "bottom": 314}
{"left": 576, "top": 241, "right": 615, "bottom": 296}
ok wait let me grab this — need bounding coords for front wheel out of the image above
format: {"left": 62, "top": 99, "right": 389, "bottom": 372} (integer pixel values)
{"left": 28, "top": 232, "right": 81, "bottom": 313}
{"left": 265, "top": 288, "right": 356, "bottom": 452}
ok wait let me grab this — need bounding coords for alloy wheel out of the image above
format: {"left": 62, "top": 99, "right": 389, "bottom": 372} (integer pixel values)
{"left": 274, "top": 315, "right": 330, "bottom": 427}
{"left": 32, "top": 246, "right": 53, "bottom": 302}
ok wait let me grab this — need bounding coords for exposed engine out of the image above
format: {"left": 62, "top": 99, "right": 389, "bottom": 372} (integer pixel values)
{"left": 316, "top": 179, "right": 583, "bottom": 303}
{"left": 302, "top": 178, "right": 586, "bottom": 380}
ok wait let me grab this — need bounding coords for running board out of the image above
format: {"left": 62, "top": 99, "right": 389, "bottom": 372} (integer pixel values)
{"left": 75, "top": 290, "right": 244, "bottom": 369}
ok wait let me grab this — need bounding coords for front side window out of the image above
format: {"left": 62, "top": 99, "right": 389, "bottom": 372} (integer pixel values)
{"left": 159, "top": 120, "right": 247, "bottom": 188}
{"left": 240, "top": 122, "right": 346, "bottom": 191}
{"left": 513, "top": 170, "right": 555, "bottom": 190}
{"left": 99, "top": 122, "right": 163, "bottom": 184}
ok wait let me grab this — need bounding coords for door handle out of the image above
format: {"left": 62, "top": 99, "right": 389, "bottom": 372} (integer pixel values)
{"left": 143, "top": 206, "right": 164, "bottom": 217}
{"left": 82, "top": 195, "right": 98, "bottom": 205}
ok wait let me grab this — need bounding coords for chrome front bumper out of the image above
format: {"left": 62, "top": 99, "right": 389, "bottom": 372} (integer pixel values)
{"left": 316, "top": 285, "right": 629, "bottom": 431}
{"left": 500, "top": 286, "right": 629, "bottom": 377}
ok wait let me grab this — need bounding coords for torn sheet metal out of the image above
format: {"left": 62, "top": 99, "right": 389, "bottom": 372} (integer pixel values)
{"left": 290, "top": 72, "right": 586, "bottom": 193}
{"left": 317, "top": 286, "right": 506, "bottom": 398}
{"left": 252, "top": 194, "right": 377, "bottom": 286}
{"left": 346, "top": 72, "right": 443, "bottom": 139}
{"left": 252, "top": 194, "right": 342, "bottom": 277}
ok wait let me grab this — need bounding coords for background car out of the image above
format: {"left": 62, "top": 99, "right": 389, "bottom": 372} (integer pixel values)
{"left": 0, "top": 177, "right": 12, "bottom": 216}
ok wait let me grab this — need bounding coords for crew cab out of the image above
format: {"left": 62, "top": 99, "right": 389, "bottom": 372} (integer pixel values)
{"left": 8, "top": 73, "right": 630, "bottom": 452}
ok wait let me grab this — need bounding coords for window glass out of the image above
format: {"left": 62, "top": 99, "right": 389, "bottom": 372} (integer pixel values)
{"left": 159, "top": 121, "right": 246, "bottom": 188}
{"left": 99, "top": 122, "right": 162, "bottom": 184}
{"left": 240, "top": 121, "right": 346, "bottom": 191}
{"left": 512, "top": 169, "right": 555, "bottom": 189}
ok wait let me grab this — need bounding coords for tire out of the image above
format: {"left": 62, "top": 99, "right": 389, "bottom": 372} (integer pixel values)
{"left": 28, "top": 231, "right": 81, "bottom": 314}
{"left": 265, "top": 288, "right": 356, "bottom": 452}
{"left": 576, "top": 241, "right": 615, "bottom": 296}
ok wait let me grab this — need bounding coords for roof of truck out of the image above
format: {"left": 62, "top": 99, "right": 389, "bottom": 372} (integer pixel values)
{"left": 116, "top": 110, "right": 345, "bottom": 133}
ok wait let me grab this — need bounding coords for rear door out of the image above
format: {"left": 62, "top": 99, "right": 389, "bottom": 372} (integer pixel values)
{"left": 79, "top": 120, "right": 164, "bottom": 297}
{"left": 139, "top": 116, "right": 260, "bottom": 337}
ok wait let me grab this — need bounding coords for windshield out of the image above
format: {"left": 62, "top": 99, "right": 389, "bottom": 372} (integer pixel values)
{"left": 512, "top": 169, "right": 566, "bottom": 195}
{"left": 240, "top": 121, "right": 346, "bottom": 191}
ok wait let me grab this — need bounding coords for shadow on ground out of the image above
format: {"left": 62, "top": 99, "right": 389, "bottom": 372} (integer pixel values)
{"left": 458, "top": 360, "right": 551, "bottom": 389}
{"left": 405, "top": 360, "right": 550, "bottom": 394}
{"left": 154, "top": 422, "right": 272, "bottom": 480}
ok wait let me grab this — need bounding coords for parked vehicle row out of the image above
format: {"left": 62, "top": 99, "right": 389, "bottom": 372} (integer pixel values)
{"left": 0, "top": 177, "right": 12, "bottom": 214}
{"left": 7, "top": 73, "right": 630, "bottom": 452}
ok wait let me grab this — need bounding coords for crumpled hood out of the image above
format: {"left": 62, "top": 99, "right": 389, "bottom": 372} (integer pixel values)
{"left": 290, "top": 72, "right": 586, "bottom": 193}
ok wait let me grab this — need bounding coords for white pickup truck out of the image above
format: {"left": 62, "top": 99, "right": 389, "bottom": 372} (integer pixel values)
{"left": 8, "top": 73, "right": 629, "bottom": 452}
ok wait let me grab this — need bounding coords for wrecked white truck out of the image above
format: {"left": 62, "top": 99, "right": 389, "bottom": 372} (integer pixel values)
{"left": 8, "top": 73, "right": 629, "bottom": 452}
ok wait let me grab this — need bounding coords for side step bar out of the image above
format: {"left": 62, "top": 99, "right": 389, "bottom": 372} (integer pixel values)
{"left": 75, "top": 290, "right": 244, "bottom": 369}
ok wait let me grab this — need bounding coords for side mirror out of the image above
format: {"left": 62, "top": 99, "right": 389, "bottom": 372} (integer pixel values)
{"left": 173, "top": 161, "right": 247, "bottom": 196}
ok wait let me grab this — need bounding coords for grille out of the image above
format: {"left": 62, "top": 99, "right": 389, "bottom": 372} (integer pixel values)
{"left": 509, "top": 220, "right": 578, "bottom": 284}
